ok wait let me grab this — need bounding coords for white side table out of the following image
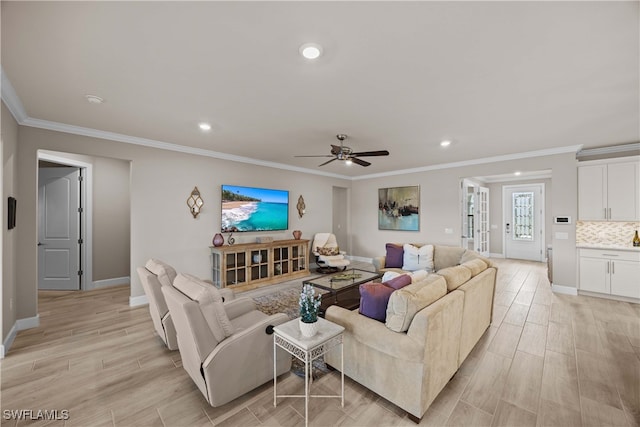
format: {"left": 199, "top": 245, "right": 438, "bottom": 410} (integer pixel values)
{"left": 273, "top": 317, "right": 345, "bottom": 427}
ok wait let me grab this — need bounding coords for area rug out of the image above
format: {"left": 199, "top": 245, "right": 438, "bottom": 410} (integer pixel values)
{"left": 253, "top": 288, "right": 330, "bottom": 379}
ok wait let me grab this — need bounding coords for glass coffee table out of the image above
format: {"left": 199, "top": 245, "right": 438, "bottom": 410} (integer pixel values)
{"left": 303, "top": 268, "right": 382, "bottom": 315}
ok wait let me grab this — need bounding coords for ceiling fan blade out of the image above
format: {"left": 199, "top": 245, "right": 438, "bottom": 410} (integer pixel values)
{"left": 351, "top": 150, "right": 390, "bottom": 157}
{"left": 294, "top": 155, "right": 334, "bottom": 158}
{"left": 351, "top": 157, "right": 371, "bottom": 167}
{"left": 318, "top": 158, "right": 338, "bottom": 167}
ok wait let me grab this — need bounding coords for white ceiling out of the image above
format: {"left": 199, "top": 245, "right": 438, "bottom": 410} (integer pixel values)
{"left": 2, "top": 1, "right": 638, "bottom": 177}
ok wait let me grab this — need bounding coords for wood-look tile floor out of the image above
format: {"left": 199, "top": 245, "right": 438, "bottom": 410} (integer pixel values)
{"left": 1, "top": 259, "right": 639, "bottom": 426}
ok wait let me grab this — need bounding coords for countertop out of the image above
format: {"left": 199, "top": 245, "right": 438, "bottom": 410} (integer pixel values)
{"left": 576, "top": 243, "right": 640, "bottom": 252}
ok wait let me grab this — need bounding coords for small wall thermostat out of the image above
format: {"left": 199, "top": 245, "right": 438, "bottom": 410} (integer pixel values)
{"left": 554, "top": 216, "right": 572, "bottom": 224}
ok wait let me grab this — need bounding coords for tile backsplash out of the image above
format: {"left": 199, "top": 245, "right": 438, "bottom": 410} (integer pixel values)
{"left": 576, "top": 221, "right": 640, "bottom": 246}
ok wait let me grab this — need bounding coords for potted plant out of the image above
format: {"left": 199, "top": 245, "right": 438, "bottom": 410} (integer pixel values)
{"left": 298, "top": 283, "right": 322, "bottom": 337}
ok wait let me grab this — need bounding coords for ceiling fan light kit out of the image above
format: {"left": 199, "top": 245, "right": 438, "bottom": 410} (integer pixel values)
{"left": 295, "top": 134, "right": 390, "bottom": 168}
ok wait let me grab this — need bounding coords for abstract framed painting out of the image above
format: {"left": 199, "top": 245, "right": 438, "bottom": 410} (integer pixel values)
{"left": 378, "top": 186, "right": 419, "bottom": 231}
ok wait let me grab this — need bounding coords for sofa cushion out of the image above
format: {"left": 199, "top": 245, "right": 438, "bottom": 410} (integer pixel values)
{"left": 460, "top": 250, "right": 493, "bottom": 268}
{"left": 402, "top": 244, "right": 434, "bottom": 272}
{"left": 386, "top": 275, "right": 447, "bottom": 332}
{"left": 433, "top": 246, "right": 466, "bottom": 271}
{"left": 385, "top": 243, "right": 405, "bottom": 268}
{"left": 383, "top": 274, "right": 412, "bottom": 290}
{"left": 173, "top": 273, "right": 234, "bottom": 342}
{"left": 359, "top": 283, "right": 395, "bottom": 322}
{"left": 461, "top": 258, "right": 488, "bottom": 276}
{"left": 145, "top": 258, "right": 177, "bottom": 287}
{"left": 437, "top": 265, "right": 472, "bottom": 291}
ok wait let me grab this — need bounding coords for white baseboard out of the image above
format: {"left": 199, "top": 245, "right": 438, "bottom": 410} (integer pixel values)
{"left": 129, "top": 294, "right": 149, "bottom": 307}
{"left": 578, "top": 290, "right": 640, "bottom": 304}
{"left": 16, "top": 314, "right": 40, "bottom": 330}
{"left": 91, "top": 276, "right": 130, "bottom": 290}
{"left": 1, "top": 323, "right": 18, "bottom": 359}
{"left": 2, "top": 315, "right": 40, "bottom": 359}
{"left": 551, "top": 284, "right": 578, "bottom": 296}
{"left": 490, "top": 253, "right": 505, "bottom": 259}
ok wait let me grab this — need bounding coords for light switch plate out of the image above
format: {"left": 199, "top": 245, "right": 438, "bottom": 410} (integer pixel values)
{"left": 445, "top": 228, "right": 453, "bottom": 234}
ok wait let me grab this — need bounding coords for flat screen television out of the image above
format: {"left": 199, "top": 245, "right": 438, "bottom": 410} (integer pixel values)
{"left": 221, "top": 185, "right": 289, "bottom": 232}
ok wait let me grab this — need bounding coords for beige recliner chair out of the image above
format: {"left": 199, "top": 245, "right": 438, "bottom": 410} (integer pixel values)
{"left": 312, "top": 232, "right": 351, "bottom": 273}
{"left": 162, "top": 273, "right": 292, "bottom": 406}
{"left": 137, "top": 259, "right": 234, "bottom": 350}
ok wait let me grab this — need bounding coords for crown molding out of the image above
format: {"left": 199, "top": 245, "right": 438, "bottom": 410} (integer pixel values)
{"left": 576, "top": 142, "right": 640, "bottom": 158}
{"left": 1, "top": 67, "right": 28, "bottom": 123}
{"left": 351, "top": 145, "right": 583, "bottom": 181}
{"left": 20, "top": 117, "right": 351, "bottom": 180}
{"left": 1, "top": 71, "right": 587, "bottom": 181}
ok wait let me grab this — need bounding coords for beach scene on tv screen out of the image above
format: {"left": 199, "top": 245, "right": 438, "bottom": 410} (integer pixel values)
{"left": 221, "top": 185, "right": 289, "bottom": 232}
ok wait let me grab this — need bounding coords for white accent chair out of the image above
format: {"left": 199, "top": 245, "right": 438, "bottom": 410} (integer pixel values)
{"left": 162, "top": 273, "right": 292, "bottom": 406}
{"left": 137, "top": 259, "right": 234, "bottom": 350}
{"left": 312, "top": 233, "right": 351, "bottom": 273}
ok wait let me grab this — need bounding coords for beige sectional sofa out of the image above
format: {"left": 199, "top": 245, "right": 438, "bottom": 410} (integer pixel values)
{"left": 324, "top": 244, "right": 496, "bottom": 422}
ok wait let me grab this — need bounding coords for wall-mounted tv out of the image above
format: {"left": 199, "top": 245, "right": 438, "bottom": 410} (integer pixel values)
{"left": 221, "top": 185, "right": 289, "bottom": 232}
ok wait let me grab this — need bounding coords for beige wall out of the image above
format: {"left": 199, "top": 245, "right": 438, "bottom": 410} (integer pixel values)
{"left": 487, "top": 178, "right": 552, "bottom": 256}
{"left": 2, "top": 102, "right": 19, "bottom": 340}
{"left": 15, "top": 126, "right": 351, "bottom": 320}
{"left": 93, "top": 156, "right": 131, "bottom": 281}
{"left": 351, "top": 153, "right": 577, "bottom": 288}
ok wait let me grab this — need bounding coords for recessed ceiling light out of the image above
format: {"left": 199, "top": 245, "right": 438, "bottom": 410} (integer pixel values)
{"left": 299, "top": 43, "right": 322, "bottom": 59}
{"left": 198, "top": 123, "right": 211, "bottom": 131}
{"left": 440, "top": 140, "right": 451, "bottom": 147}
{"left": 85, "top": 94, "right": 104, "bottom": 104}
{"left": 514, "top": 171, "right": 522, "bottom": 176}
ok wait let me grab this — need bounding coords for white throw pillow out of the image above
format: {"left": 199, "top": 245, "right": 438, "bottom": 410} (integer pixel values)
{"left": 402, "top": 244, "right": 434, "bottom": 272}
{"left": 381, "top": 271, "right": 402, "bottom": 282}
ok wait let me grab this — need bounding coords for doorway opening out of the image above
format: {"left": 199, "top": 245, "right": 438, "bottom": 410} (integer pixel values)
{"left": 37, "top": 152, "right": 92, "bottom": 290}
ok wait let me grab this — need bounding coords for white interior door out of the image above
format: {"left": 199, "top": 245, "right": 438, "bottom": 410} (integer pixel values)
{"left": 38, "top": 167, "right": 81, "bottom": 290}
{"left": 504, "top": 184, "right": 544, "bottom": 262}
{"left": 474, "top": 186, "right": 490, "bottom": 256}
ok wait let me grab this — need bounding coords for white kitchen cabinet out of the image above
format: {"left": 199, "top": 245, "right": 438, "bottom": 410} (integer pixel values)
{"left": 578, "top": 248, "right": 640, "bottom": 299}
{"left": 578, "top": 158, "right": 639, "bottom": 221}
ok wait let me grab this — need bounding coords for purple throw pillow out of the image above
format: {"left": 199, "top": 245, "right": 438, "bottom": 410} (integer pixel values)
{"left": 383, "top": 274, "right": 412, "bottom": 290}
{"left": 385, "top": 243, "right": 404, "bottom": 268}
{"left": 359, "top": 283, "right": 395, "bottom": 322}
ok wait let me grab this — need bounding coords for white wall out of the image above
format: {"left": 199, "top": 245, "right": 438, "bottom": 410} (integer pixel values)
{"left": 351, "top": 153, "right": 577, "bottom": 287}
{"left": 15, "top": 126, "right": 351, "bottom": 321}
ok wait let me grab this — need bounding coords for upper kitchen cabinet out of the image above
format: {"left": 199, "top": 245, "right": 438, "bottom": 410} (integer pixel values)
{"left": 578, "top": 157, "right": 639, "bottom": 221}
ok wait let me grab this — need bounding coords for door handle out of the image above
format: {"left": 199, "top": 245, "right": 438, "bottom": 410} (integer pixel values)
{"left": 37, "top": 242, "right": 45, "bottom": 246}
{"left": 612, "top": 261, "right": 615, "bottom": 274}
{"left": 609, "top": 208, "right": 612, "bottom": 219}
{"left": 604, "top": 208, "right": 608, "bottom": 219}
{"left": 506, "top": 223, "right": 510, "bottom": 234}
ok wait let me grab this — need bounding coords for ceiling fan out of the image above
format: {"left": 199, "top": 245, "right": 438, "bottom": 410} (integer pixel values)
{"left": 295, "top": 134, "right": 390, "bottom": 167}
